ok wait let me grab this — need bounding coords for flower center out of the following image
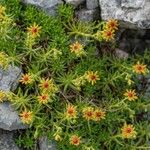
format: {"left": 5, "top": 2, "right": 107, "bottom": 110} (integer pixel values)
{"left": 41, "top": 95, "right": 47, "bottom": 100}
{"left": 137, "top": 65, "right": 142, "bottom": 71}
{"left": 107, "top": 31, "right": 112, "bottom": 36}
{"left": 86, "top": 111, "right": 93, "bottom": 117}
{"left": 72, "top": 137, "right": 79, "bottom": 144}
{"left": 90, "top": 75, "right": 96, "bottom": 80}
{"left": 32, "top": 27, "right": 38, "bottom": 33}
{"left": 96, "top": 112, "right": 102, "bottom": 117}
{"left": 126, "top": 128, "right": 132, "bottom": 133}
{"left": 24, "top": 113, "right": 29, "bottom": 119}
{"left": 68, "top": 109, "right": 74, "bottom": 115}
{"left": 128, "top": 92, "right": 133, "bottom": 97}
{"left": 44, "top": 82, "right": 49, "bottom": 88}
{"left": 74, "top": 45, "right": 80, "bottom": 50}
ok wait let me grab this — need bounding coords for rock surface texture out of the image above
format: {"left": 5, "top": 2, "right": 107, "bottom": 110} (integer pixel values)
{"left": 0, "top": 129, "right": 20, "bottom": 150}
{"left": 0, "top": 102, "right": 26, "bottom": 131}
{"left": 99, "top": 0, "right": 150, "bottom": 29}
{"left": 23, "top": 0, "right": 63, "bottom": 15}
{"left": 0, "top": 66, "right": 26, "bottom": 131}
{"left": 65, "top": 0, "right": 85, "bottom": 8}
{"left": 39, "top": 136, "right": 57, "bottom": 150}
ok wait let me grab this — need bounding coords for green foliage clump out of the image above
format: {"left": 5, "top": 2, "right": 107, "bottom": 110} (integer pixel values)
{"left": 0, "top": 1, "right": 150, "bottom": 150}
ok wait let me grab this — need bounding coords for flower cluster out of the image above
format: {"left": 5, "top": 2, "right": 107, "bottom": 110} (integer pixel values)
{"left": 133, "top": 61, "right": 148, "bottom": 75}
{"left": 124, "top": 89, "right": 138, "bottom": 101}
{"left": 72, "top": 71, "right": 100, "bottom": 90}
{"left": 20, "top": 110, "right": 33, "bottom": 124}
{"left": 25, "top": 23, "right": 41, "bottom": 48}
{"left": 70, "top": 41, "right": 86, "bottom": 57}
{"left": 101, "top": 19, "right": 118, "bottom": 42}
{"left": 70, "top": 135, "right": 81, "bottom": 146}
{"left": 121, "top": 123, "right": 137, "bottom": 139}
{"left": 1, "top": 4, "right": 149, "bottom": 149}
{"left": 82, "top": 107, "right": 106, "bottom": 121}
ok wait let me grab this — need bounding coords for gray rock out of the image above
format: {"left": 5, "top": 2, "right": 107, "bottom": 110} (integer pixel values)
{"left": 99, "top": 0, "right": 150, "bottom": 29}
{"left": 65, "top": 0, "right": 85, "bottom": 8}
{"left": 0, "top": 129, "right": 20, "bottom": 150}
{"left": 0, "top": 102, "right": 26, "bottom": 131}
{"left": 86, "top": 0, "right": 99, "bottom": 10}
{"left": 23, "top": 0, "right": 63, "bottom": 15}
{"left": 115, "top": 48, "right": 129, "bottom": 59}
{"left": 39, "top": 136, "right": 57, "bottom": 150}
{"left": 76, "top": 8, "right": 100, "bottom": 22}
{"left": 0, "top": 66, "right": 26, "bottom": 131}
{"left": 0, "top": 66, "right": 22, "bottom": 92}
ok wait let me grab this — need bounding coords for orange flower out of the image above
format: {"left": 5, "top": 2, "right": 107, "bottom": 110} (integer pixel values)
{"left": 121, "top": 123, "right": 137, "bottom": 139}
{"left": 85, "top": 71, "right": 100, "bottom": 85}
{"left": 124, "top": 89, "right": 138, "bottom": 101}
{"left": 66, "top": 104, "right": 77, "bottom": 119}
{"left": 105, "top": 19, "right": 118, "bottom": 31}
{"left": 82, "top": 107, "right": 94, "bottom": 120}
{"left": 27, "top": 23, "right": 41, "bottom": 38}
{"left": 102, "top": 29, "right": 115, "bottom": 41}
{"left": 93, "top": 109, "right": 106, "bottom": 121}
{"left": 37, "top": 93, "right": 49, "bottom": 104}
{"left": 70, "top": 41, "right": 85, "bottom": 56}
{"left": 20, "top": 111, "right": 33, "bottom": 124}
{"left": 133, "top": 61, "right": 147, "bottom": 74}
{"left": 70, "top": 135, "right": 81, "bottom": 146}
{"left": 39, "top": 78, "right": 57, "bottom": 93}
{"left": 19, "top": 74, "right": 32, "bottom": 85}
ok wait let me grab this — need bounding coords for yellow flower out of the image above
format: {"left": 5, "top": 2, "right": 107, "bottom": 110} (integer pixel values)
{"left": 66, "top": 104, "right": 77, "bottom": 119}
{"left": 125, "top": 74, "right": 134, "bottom": 85}
{"left": 85, "top": 71, "right": 100, "bottom": 85}
{"left": 121, "top": 123, "right": 137, "bottom": 139}
{"left": 70, "top": 135, "right": 81, "bottom": 146}
{"left": 19, "top": 73, "right": 32, "bottom": 85}
{"left": 82, "top": 107, "right": 94, "bottom": 120}
{"left": 20, "top": 111, "right": 33, "bottom": 124}
{"left": 0, "top": 5, "right": 6, "bottom": 15}
{"left": 133, "top": 61, "right": 147, "bottom": 74}
{"left": 72, "top": 75, "right": 86, "bottom": 90}
{"left": 70, "top": 41, "right": 85, "bottom": 57}
{"left": 124, "top": 89, "right": 138, "bottom": 101}
{"left": 105, "top": 19, "right": 118, "bottom": 31}
{"left": 0, "top": 90, "right": 6, "bottom": 102}
{"left": 54, "top": 134, "right": 62, "bottom": 141}
{"left": 39, "top": 78, "right": 58, "bottom": 93}
{"left": 93, "top": 109, "right": 106, "bottom": 121}
{"left": 27, "top": 23, "right": 41, "bottom": 38}
{"left": 37, "top": 93, "right": 49, "bottom": 104}
{"left": 0, "top": 52, "right": 9, "bottom": 69}
{"left": 102, "top": 29, "right": 115, "bottom": 41}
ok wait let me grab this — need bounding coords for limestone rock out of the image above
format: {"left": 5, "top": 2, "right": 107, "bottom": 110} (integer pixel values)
{"left": 39, "top": 136, "right": 57, "bottom": 150}
{"left": 0, "top": 129, "right": 20, "bottom": 150}
{"left": 0, "top": 66, "right": 22, "bottom": 92}
{"left": 99, "top": 0, "right": 150, "bottom": 29}
{"left": 76, "top": 8, "right": 100, "bottom": 22}
{"left": 86, "top": 0, "right": 99, "bottom": 10}
{"left": 23, "top": 0, "right": 63, "bottom": 15}
{"left": 115, "top": 48, "right": 129, "bottom": 59}
{"left": 0, "top": 66, "right": 26, "bottom": 131}
{"left": 0, "top": 102, "right": 26, "bottom": 131}
{"left": 65, "top": 0, "right": 85, "bottom": 8}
